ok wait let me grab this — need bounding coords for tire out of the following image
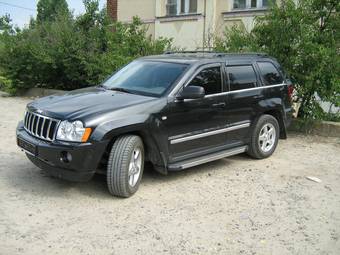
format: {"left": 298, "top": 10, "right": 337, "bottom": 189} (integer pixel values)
{"left": 107, "top": 135, "right": 144, "bottom": 198}
{"left": 247, "top": 114, "right": 280, "bottom": 159}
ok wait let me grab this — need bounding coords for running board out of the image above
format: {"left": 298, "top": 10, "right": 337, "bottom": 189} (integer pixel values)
{"left": 168, "top": 146, "right": 248, "bottom": 171}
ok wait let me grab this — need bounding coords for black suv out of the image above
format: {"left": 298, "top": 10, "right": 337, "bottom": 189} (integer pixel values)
{"left": 16, "top": 52, "right": 293, "bottom": 197}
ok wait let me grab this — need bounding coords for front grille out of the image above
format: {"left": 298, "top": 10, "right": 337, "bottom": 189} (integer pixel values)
{"left": 24, "top": 111, "right": 60, "bottom": 141}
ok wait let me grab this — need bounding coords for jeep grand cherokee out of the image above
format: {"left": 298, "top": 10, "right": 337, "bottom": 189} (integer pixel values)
{"left": 17, "top": 52, "right": 293, "bottom": 197}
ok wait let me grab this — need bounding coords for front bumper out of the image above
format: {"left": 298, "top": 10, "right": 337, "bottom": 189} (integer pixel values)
{"left": 16, "top": 121, "right": 109, "bottom": 182}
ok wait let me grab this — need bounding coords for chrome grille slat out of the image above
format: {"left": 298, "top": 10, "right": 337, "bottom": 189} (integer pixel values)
{"left": 23, "top": 111, "right": 60, "bottom": 142}
{"left": 28, "top": 113, "right": 33, "bottom": 133}
{"left": 34, "top": 115, "right": 38, "bottom": 135}
{"left": 24, "top": 112, "right": 28, "bottom": 127}
{"left": 47, "top": 120, "right": 52, "bottom": 140}
{"left": 31, "top": 115, "right": 36, "bottom": 134}
{"left": 40, "top": 118, "right": 45, "bottom": 137}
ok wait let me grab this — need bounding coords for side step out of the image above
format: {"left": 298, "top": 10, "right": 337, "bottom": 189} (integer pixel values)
{"left": 168, "top": 146, "right": 248, "bottom": 171}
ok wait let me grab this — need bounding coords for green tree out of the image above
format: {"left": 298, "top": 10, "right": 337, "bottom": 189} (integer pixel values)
{"left": 215, "top": 0, "right": 340, "bottom": 119}
{"left": 0, "top": 14, "right": 13, "bottom": 33}
{"left": 0, "top": 1, "right": 172, "bottom": 92}
{"left": 36, "top": 0, "right": 70, "bottom": 24}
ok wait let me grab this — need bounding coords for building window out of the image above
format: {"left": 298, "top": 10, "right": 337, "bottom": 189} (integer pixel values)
{"left": 166, "top": 0, "right": 197, "bottom": 16}
{"left": 189, "top": 0, "right": 197, "bottom": 13}
{"left": 233, "top": 0, "right": 246, "bottom": 9}
{"left": 166, "top": 0, "right": 177, "bottom": 16}
{"left": 180, "top": 0, "right": 186, "bottom": 13}
{"left": 233, "top": 0, "right": 275, "bottom": 10}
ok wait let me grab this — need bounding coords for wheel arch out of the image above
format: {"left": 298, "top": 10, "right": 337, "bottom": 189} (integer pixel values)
{"left": 96, "top": 122, "right": 168, "bottom": 175}
{"left": 262, "top": 109, "right": 287, "bottom": 139}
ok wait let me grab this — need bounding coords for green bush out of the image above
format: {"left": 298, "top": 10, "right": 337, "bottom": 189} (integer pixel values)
{"left": 0, "top": 74, "right": 14, "bottom": 94}
{"left": 0, "top": 0, "right": 172, "bottom": 92}
{"left": 215, "top": 0, "right": 340, "bottom": 119}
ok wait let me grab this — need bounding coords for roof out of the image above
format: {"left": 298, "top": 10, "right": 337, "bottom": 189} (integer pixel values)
{"left": 139, "top": 51, "right": 271, "bottom": 65}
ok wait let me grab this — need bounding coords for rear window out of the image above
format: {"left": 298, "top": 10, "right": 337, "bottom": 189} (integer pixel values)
{"left": 227, "top": 65, "right": 257, "bottom": 91}
{"left": 257, "top": 62, "right": 284, "bottom": 86}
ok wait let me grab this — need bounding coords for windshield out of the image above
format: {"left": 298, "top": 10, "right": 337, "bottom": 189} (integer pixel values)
{"left": 102, "top": 60, "right": 189, "bottom": 97}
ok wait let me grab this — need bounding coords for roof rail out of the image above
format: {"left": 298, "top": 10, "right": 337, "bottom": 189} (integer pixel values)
{"left": 163, "top": 51, "right": 227, "bottom": 57}
{"left": 163, "top": 51, "right": 267, "bottom": 57}
{"left": 164, "top": 50, "right": 218, "bottom": 54}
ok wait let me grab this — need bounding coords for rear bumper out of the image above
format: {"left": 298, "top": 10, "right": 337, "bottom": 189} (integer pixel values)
{"left": 16, "top": 122, "right": 109, "bottom": 182}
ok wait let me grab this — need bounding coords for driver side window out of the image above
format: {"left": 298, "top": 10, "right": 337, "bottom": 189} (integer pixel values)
{"left": 188, "top": 66, "right": 222, "bottom": 95}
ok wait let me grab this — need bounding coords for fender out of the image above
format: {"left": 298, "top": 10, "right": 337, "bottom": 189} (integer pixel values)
{"left": 257, "top": 97, "right": 288, "bottom": 139}
{"left": 91, "top": 114, "right": 169, "bottom": 174}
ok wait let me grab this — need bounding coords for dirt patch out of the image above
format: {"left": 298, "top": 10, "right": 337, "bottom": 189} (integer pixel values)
{"left": 1, "top": 97, "right": 340, "bottom": 255}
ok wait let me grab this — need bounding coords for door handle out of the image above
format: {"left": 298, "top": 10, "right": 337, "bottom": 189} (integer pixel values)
{"left": 254, "top": 95, "right": 264, "bottom": 99}
{"left": 212, "top": 102, "right": 226, "bottom": 108}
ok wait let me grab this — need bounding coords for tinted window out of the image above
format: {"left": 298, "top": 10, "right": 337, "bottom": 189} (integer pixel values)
{"left": 233, "top": 0, "right": 246, "bottom": 9}
{"left": 227, "top": 65, "right": 257, "bottom": 91}
{"left": 103, "top": 61, "right": 188, "bottom": 97}
{"left": 258, "top": 62, "right": 283, "bottom": 85}
{"left": 188, "top": 67, "right": 222, "bottom": 95}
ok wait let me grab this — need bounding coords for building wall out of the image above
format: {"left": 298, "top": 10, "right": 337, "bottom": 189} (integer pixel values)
{"left": 117, "top": 0, "right": 156, "bottom": 39}
{"left": 113, "top": 0, "right": 275, "bottom": 50}
{"left": 154, "top": 0, "right": 206, "bottom": 50}
{"left": 117, "top": 0, "right": 155, "bottom": 21}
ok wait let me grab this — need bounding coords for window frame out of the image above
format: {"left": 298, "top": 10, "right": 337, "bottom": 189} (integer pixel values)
{"left": 179, "top": 63, "right": 225, "bottom": 98}
{"left": 225, "top": 64, "right": 260, "bottom": 92}
{"left": 255, "top": 61, "right": 285, "bottom": 86}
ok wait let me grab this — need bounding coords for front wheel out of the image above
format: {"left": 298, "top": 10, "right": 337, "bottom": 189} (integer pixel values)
{"left": 247, "top": 114, "right": 279, "bottom": 159}
{"left": 107, "top": 135, "right": 144, "bottom": 198}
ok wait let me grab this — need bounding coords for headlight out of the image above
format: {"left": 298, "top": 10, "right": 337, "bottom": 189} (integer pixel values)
{"left": 56, "top": 120, "right": 92, "bottom": 142}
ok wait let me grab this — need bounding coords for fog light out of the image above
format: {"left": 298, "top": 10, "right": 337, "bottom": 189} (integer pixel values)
{"left": 60, "top": 151, "right": 72, "bottom": 163}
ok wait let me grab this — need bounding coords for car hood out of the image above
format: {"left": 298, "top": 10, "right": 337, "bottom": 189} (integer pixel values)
{"left": 27, "top": 87, "right": 157, "bottom": 120}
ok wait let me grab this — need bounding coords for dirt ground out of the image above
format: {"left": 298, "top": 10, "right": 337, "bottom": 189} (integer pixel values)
{"left": 0, "top": 96, "right": 340, "bottom": 255}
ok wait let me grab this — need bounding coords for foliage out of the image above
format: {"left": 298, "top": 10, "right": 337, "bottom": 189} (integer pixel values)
{"left": 0, "top": 74, "right": 14, "bottom": 94}
{"left": 0, "top": 0, "right": 172, "bottom": 92}
{"left": 322, "top": 112, "right": 340, "bottom": 122}
{"left": 36, "top": 0, "right": 70, "bottom": 24}
{"left": 215, "top": 0, "right": 340, "bottom": 119}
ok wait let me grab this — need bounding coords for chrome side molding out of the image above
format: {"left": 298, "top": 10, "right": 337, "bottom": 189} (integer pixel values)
{"left": 170, "top": 122, "right": 250, "bottom": 145}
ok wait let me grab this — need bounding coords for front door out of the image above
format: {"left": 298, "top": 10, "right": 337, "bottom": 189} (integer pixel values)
{"left": 164, "top": 64, "right": 228, "bottom": 162}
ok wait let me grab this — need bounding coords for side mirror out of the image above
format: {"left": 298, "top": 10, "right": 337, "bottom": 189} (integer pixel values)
{"left": 176, "top": 86, "right": 205, "bottom": 100}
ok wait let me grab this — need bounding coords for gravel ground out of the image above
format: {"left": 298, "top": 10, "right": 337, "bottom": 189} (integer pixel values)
{"left": 0, "top": 96, "right": 340, "bottom": 255}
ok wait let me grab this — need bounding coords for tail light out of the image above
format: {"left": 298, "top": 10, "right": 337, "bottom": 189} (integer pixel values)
{"left": 287, "top": 84, "right": 294, "bottom": 101}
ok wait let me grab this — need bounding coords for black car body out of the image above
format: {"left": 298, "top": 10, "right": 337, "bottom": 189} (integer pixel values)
{"left": 16, "top": 52, "right": 293, "bottom": 197}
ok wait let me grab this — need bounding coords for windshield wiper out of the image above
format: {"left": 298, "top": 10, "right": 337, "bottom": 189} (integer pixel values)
{"left": 108, "top": 87, "right": 135, "bottom": 94}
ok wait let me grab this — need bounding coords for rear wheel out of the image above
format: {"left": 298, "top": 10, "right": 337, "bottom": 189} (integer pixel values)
{"left": 248, "top": 114, "right": 279, "bottom": 159}
{"left": 107, "top": 135, "right": 144, "bottom": 198}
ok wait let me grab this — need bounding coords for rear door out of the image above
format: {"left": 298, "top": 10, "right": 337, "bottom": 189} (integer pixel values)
{"left": 256, "top": 60, "right": 287, "bottom": 105}
{"left": 224, "top": 61, "right": 263, "bottom": 146}
{"left": 255, "top": 60, "right": 292, "bottom": 127}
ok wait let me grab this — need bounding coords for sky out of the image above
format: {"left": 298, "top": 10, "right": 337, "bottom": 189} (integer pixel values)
{"left": 0, "top": 0, "right": 106, "bottom": 28}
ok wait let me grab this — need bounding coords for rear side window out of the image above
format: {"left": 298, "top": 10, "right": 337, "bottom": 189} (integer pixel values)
{"left": 257, "top": 62, "right": 284, "bottom": 85}
{"left": 188, "top": 66, "right": 222, "bottom": 95}
{"left": 227, "top": 65, "right": 257, "bottom": 91}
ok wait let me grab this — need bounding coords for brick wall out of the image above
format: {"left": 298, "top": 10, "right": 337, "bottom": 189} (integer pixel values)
{"left": 107, "top": 0, "right": 118, "bottom": 21}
